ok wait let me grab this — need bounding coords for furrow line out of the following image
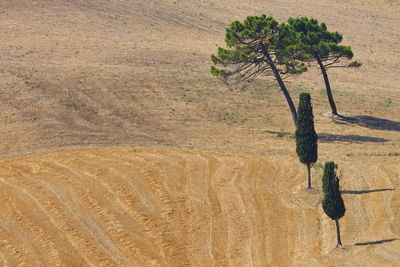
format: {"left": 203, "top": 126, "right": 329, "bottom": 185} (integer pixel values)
{"left": 0, "top": 228, "right": 32, "bottom": 267}
{"left": 249, "top": 159, "right": 270, "bottom": 267}
{"left": 180, "top": 153, "right": 214, "bottom": 266}
{"left": 38, "top": 160, "right": 157, "bottom": 266}
{"left": 85, "top": 152, "right": 188, "bottom": 264}
{"left": 234, "top": 158, "right": 268, "bottom": 267}
{"left": 264, "top": 161, "right": 295, "bottom": 265}
{"left": 127, "top": 156, "right": 175, "bottom": 215}
{"left": 5, "top": 197, "right": 64, "bottom": 267}
{"left": 231, "top": 158, "right": 253, "bottom": 266}
{"left": 377, "top": 165, "right": 398, "bottom": 237}
{"left": 130, "top": 162, "right": 190, "bottom": 266}
{"left": 0, "top": 253, "right": 7, "bottom": 266}
{"left": 75, "top": 152, "right": 181, "bottom": 261}
{"left": 205, "top": 155, "right": 229, "bottom": 267}
{"left": 121, "top": 153, "right": 192, "bottom": 266}
{"left": 198, "top": 154, "right": 225, "bottom": 267}
{"left": 209, "top": 157, "right": 245, "bottom": 266}
{"left": 0, "top": 166, "right": 115, "bottom": 267}
{"left": 83, "top": 152, "right": 175, "bottom": 216}
{"left": 64, "top": 156, "right": 168, "bottom": 261}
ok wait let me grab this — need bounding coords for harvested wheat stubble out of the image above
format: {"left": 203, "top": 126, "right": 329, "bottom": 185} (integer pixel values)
{"left": 0, "top": 147, "right": 398, "bottom": 266}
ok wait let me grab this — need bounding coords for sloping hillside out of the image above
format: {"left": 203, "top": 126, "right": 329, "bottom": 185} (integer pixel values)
{"left": 1, "top": 0, "right": 400, "bottom": 266}
{"left": 0, "top": 0, "right": 399, "bottom": 156}
{"left": 0, "top": 148, "right": 398, "bottom": 266}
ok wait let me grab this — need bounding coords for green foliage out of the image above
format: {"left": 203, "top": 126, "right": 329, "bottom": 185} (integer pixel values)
{"left": 295, "top": 93, "right": 318, "bottom": 165}
{"left": 322, "top": 161, "right": 337, "bottom": 193}
{"left": 384, "top": 97, "right": 393, "bottom": 106}
{"left": 348, "top": 60, "right": 362, "bottom": 67}
{"left": 287, "top": 17, "right": 353, "bottom": 62}
{"left": 210, "top": 15, "right": 307, "bottom": 83}
{"left": 322, "top": 162, "right": 346, "bottom": 220}
{"left": 210, "top": 65, "right": 227, "bottom": 78}
{"left": 288, "top": 17, "right": 359, "bottom": 115}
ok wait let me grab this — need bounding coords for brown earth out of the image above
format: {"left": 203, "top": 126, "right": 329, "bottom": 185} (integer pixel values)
{"left": 0, "top": 0, "right": 399, "bottom": 157}
{"left": 0, "top": 148, "right": 399, "bottom": 266}
{"left": 0, "top": 0, "right": 400, "bottom": 266}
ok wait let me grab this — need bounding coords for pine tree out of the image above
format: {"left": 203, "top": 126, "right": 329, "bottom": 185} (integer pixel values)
{"left": 288, "top": 17, "right": 360, "bottom": 116}
{"left": 295, "top": 93, "right": 318, "bottom": 189}
{"left": 211, "top": 15, "right": 308, "bottom": 126}
{"left": 322, "top": 162, "right": 346, "bottom": 248}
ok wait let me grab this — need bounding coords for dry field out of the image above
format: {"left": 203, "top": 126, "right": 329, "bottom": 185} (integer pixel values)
{"left": 0, "top": 0, "right": 400, "bottom": 266}
{"left": 0, "top": 148, "right": 399, "bottom": 266}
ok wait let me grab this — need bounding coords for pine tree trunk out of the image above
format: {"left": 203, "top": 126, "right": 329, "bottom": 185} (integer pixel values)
{"left": 307, "top": 163, "right": 312, "bottom": 189}
{"left": 316, "top": 57, "right": 338, "bottom": 116}
{"left": 335, "top": 219, "right": 343, "bottom": 248}
{"left": 261, "top": 44, "right": 298, "bottom": 127}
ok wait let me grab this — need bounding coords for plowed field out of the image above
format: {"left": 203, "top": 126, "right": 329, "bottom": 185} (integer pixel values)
{"left": 0, "top": 148, "right": 398, "bottom": 266}
{"left": 1, "top": 0, "right": 400, "bottom": 265}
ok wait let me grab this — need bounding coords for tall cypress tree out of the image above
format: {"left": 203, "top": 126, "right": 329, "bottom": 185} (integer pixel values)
{"left": 295, "top": 93, "right": 318, "bottom": 189}
{"left": 322, "top": 162, "right": 346, "bottom": 248}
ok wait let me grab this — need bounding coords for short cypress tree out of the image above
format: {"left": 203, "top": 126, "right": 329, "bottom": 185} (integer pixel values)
{"left": 295, "top": 93, "right": 318, "bottom": 189}
{"left": 322, "top": 162, "right": 346, "bottom": 248}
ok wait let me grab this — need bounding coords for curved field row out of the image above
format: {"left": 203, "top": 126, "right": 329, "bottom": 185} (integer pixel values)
{"left": 0, "top": 148, "right": 399, "bottom": 266}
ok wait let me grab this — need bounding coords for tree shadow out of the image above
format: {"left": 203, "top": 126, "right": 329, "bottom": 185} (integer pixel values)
{"left": 265, "top": 131, "right": 388, "bottom": 143}
{"left": 318, "top": 133, "right": 388, "bottom": 143}
{"left": 355, "top": 238, "right": 398, "bottom": 246}
{"left": 337, "top": 115, "right": 400, "bottom": 131}
{"left": 341, "top": 188, "right": 395, "bottom": 195}
{"left": 265, "top": 130, "right": 292, "bottom": 138}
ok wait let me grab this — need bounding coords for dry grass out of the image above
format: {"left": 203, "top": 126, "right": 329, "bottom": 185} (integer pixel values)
{"left": 0, "top": 0, "right": 399, "bottom": 156}
{"left": 0, "top": 0, "right": 400, "bottom": 265}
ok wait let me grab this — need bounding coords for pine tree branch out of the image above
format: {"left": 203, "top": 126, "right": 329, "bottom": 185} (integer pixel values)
{"left": 323, "top": 57, "right": 341, "bottom": 68}
{"left": 325, "top": 64, "right": 352, "bottom": 69}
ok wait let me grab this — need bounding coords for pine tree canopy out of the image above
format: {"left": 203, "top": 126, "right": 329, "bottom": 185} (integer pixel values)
{"left": 295, "top": 93, "right": 318, "bottom": 165}
{"left": 322, "top": 161, "right": 346, "bottom": 220}
{"left": 211, "top": 15, "right": 307, "bottom": 83}
{"left": 287, "top": 17, "right": 354, "bottom": 66}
